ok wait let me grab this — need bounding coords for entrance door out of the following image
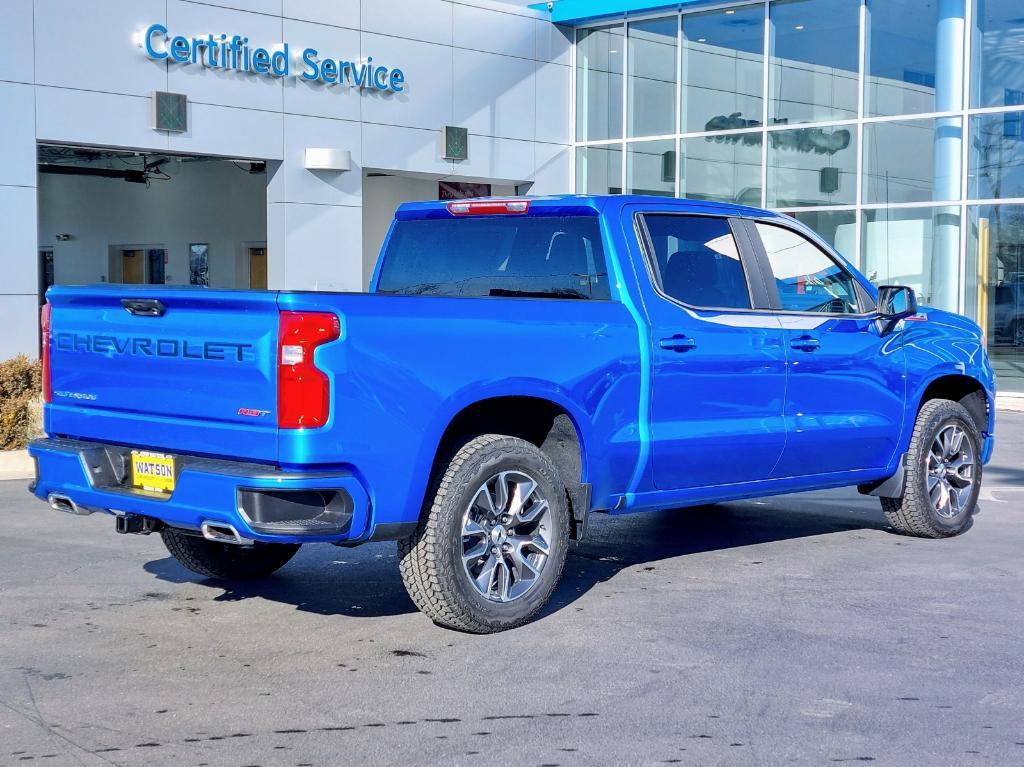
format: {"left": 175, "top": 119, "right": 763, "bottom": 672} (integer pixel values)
{"left": 751, "top": 221, "right": 906, "bottom": 476}
{"left": 639, "top": 212, "right": 788, "bottom": 490}
{"left": 40, "top": 249, "right": 54, "bottom": 300}
{"left": 249, "top": 247, "right": 268, "bottom": 289}
{"left": 122, "top": 249, "right": 144, "bottom": 284}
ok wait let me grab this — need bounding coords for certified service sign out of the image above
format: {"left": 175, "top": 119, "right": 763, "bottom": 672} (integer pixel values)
{"left": 138, "top": 24, "right": 406, "bottom": 94}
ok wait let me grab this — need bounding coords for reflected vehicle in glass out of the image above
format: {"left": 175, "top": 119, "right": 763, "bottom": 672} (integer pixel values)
{"left": 993, "top": 279, "right": 1024, "bottom": 347}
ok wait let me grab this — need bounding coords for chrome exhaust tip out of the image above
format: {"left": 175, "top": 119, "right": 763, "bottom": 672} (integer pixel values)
{"left": 47, "top": 493, "right": 93, "bottom": 516}
{"left": 200, "top": 521, "right": 254, "bottom": 547}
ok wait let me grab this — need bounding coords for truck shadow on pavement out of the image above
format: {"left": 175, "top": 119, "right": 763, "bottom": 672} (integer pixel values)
{"left": 142, "top": 491, "right": 893, "bottom": 623}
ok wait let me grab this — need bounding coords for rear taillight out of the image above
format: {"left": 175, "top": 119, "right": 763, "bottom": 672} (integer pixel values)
{"left": 40, "top": 303, "right": 52, "bottom": 404}
{"left": 447, "top": 200, "right": 530, "bottom": 216}
{"left": 277, "top": 311, "right": 340, "bottom": 429}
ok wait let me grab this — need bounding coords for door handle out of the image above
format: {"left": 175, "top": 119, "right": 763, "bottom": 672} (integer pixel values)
{"left": 790, "top": 336, "right": 820, "bottom": 352}
{"left": 659, "top": 334, "right": 697, "bottom": 352}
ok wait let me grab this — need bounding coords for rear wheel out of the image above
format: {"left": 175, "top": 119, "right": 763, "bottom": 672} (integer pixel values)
{"left": 160, "top": 528, "right": 300, "bottom": 580}
{"left": 881, "top": 399, "right": 982, "bottom": 538}
{"left": 398, "top": 435, "right": 570, "bottom": 633}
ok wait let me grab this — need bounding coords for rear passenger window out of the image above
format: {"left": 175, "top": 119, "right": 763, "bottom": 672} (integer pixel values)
{"left": 642, "top": 215, "right": 751, "bottom": 309}
{"left": 754, "top": 223, "right": 861, "bottom": 314}
{"left": 377, "top": 216, "right": 610, "bottom": 300}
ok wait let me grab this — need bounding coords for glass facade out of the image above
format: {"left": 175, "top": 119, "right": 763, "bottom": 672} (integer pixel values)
{"left": 573, "top": 0, "right": 1024, "bottom": 392}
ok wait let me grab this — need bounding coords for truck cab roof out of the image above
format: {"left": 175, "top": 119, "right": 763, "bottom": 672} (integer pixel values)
{"left": 395, "top": 194, "right": 787, "bottom": 222}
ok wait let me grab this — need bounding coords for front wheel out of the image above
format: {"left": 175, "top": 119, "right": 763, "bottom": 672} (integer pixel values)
{"left": 398, "top": 435, "right": 570, "bottom": 633}
{"left": 881, "top": 399, "right": 982, "bottom": 538}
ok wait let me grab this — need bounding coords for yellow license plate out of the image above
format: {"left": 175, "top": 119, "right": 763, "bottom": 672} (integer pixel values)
{"left": 130, "top": 451, "right": 176, "bottom": 493}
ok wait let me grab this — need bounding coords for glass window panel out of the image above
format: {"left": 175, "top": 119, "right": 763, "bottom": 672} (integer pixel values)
{"left": 643, "top": 214, "right": 751, "bottom": 309}
{"left": 781, "top": 210, "right": 858, "bottom": 263}
{"left": 627, "top": 17, "right": 678, "bottom": 137}
{"left": 969, "top": 112, "right": 1024, "bottom": 200}
{"left": 769, "top": 0, "right": 860, "bottom": 125}
{"left": 680, "top": 132, "right": 763, "bottom": 206}
{"left": 966, "top": 205, "right": 1024, "bottom": 393}
{"left": 863, "top": 117, "right": 963, "bottom": 204}
{"left": 576, "top": 145, "right": 623, "bottom": 194}
{"left": 767, "top": 125, "right": 857, "bottom": 207}
{"left": 576, "top": 25, "right": 625, "bottom": 141}
{"left": 972, "top": 0, "right": 1024, "bottom": 109}
{"left": 862, "top": 206, "right": 961, "bottom": 312}
{"left": 627, "top": 139, "right": 677, "bottom": 196}
{"left": 866, "top": 0, "right": 964, "bottom": 118}
{"left": 681, "top": 5, "right": 765, "bottom": 134}
{"left": 756, "top": 223, "right": 861, "bottom": 313}
{"left": 378, "top": 217, "right": 610, "bottom": 300}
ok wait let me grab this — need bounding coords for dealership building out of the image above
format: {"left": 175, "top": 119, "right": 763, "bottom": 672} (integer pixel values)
{"left": 1, "top": 0, "right": 1022, "bottom": 391}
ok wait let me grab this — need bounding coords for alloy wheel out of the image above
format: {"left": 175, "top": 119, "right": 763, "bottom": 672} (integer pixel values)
{"left": 461, "top": 471, "right": 552, "bottom": 603}
{"left": 926, "top": 423, "right": 977, "bottom": 519}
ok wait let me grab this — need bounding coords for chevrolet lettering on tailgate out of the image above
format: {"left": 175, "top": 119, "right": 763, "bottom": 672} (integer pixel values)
{"left": 55, "top": 333, "right": 255, "bottom": 362}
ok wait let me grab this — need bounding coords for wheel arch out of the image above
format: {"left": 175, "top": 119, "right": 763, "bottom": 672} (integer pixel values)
{"left": 424, "top": 394, "right": 592, "bottom": 538}
{"left": 916, "top": 373, "right": 991, "bottom": 435}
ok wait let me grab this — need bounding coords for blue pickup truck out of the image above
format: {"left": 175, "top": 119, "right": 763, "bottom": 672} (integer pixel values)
{"left": 30, "top": 195, "right": 996, "bottom": 633}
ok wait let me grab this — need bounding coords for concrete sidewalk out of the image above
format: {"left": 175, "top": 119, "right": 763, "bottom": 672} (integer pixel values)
{"left": 0, "top": 449, "right": 33, "bottom": 481}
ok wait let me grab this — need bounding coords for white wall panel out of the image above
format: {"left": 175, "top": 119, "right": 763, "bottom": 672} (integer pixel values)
{"left": 531, "top": 142, "right": 571, "bottom": 196}
{"left": 35, "top": 87, "right": 169, "bottom": 151}
{"left": 0, "top": 83, "right": 37, "bottom": 188}
{"left": 283, "top": 0, "right": 359, "bottom": 29}
{"left": 535, "top": 62, "right": 570, "bottom": 145}
{"left": 0, "top": 295, "right": 42, "bottom": 359}
{"left": 34, "top": 0, "right": 167, "bottom": 96}
{"left": 359, "top": 34, "right": 452, "bottom": 130}
{"left": 0, "top": 0, "right": 34, "bottom": 84}
{"left": 167, "top": 102, "right": 283, "bottom": 159}
{"left": 279, "top": 202, "right": 362, "bottom": 291}
{"left": 453, "top": 4, "right": 535, "bottom": 60}
{"left": 0, "top": 186, "right": 39, "bottom": 296}
{"left": 361, "top": 0, "right": 453, "bottom": 47}
{"left": 536, "top": 21, "right": 571, "bottom": 66}
{"left": 458, "top": 134, "right": 534, "bottom": 183}
{"left": 361, "top": 123, "right": 454, "bottom": 176}
{"left": 188, "top": 0, "right": 284, "bottom": 16}
{"left": 453, "top": 49, "right": 535, "bottom": 141}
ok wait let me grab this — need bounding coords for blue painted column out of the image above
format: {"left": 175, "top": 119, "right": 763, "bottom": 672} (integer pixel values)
{"left": 931, "top": 0, "right": 965, "bottom": 311}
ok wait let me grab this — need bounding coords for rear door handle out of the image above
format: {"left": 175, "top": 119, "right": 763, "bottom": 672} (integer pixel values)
{"left": 790, "top": 336, "right": 820, "bottom": 352}
{"left": 659, "top": 334, "right": 697, "bottom": 352}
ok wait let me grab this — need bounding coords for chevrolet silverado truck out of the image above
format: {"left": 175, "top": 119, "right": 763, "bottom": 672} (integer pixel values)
{"left": 30, "top": 195, "right": 996, "bottom": 633}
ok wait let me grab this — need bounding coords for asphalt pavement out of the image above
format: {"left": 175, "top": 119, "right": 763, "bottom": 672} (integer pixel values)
{"left": 2, "top": 414, "right": 1023, "bottom": 766}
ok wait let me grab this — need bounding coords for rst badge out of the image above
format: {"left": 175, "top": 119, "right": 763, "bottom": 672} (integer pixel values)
{"left": 237, "top": 408, "right": 271, "bottom": 418}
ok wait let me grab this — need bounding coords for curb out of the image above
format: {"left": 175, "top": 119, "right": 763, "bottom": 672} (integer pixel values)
{"left": 0, "top": 449, "right": 34, "bottom": 481}
{"left": 996, "top": 394, "right": 1024, "bottom": 414}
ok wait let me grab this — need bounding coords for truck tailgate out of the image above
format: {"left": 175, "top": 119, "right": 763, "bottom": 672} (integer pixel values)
{"left": 45, "top": 286, "right": 280, "bottom": 463}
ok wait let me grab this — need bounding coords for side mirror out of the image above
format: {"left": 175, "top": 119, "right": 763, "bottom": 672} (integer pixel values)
{"left": 877, "top": 285, "right": 918, "bottom": 321}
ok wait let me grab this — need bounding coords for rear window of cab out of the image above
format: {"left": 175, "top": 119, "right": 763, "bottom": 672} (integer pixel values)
{"left": 377, "top": 216, "right": 611, "bottom": 300}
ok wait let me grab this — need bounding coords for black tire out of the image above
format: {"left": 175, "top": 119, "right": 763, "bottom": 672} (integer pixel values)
{"left": 160, "top": 528, "right": 300, "bottom": 580}
{"left": 398, "top": 434, "right": 571, "bottom": 633}
{"left": 881, "top": 399, "right": 982, "bottom": 538}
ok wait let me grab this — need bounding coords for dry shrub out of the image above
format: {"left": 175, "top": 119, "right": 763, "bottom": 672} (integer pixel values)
{"left": 0, "top": 355, "right": 42, "bottom": 450}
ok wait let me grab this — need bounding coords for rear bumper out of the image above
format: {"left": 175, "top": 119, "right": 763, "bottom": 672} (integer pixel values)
{"left": 28, "top": 437, "right": 372, "bottom": 544}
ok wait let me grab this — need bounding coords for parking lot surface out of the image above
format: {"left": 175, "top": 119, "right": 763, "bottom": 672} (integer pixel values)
{"left": 2, "top": 413, "right": 1023, "bottom": 766}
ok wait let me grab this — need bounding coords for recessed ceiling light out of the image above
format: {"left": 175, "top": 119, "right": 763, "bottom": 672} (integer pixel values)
{"left": 795, "top": 24, "right": 805, "bottom": 30}
{"left": 697, "top": 37, "right": 707, "bottom": 42}
{"left": 725, "top": 9, "right": 735, "bottom": 14}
